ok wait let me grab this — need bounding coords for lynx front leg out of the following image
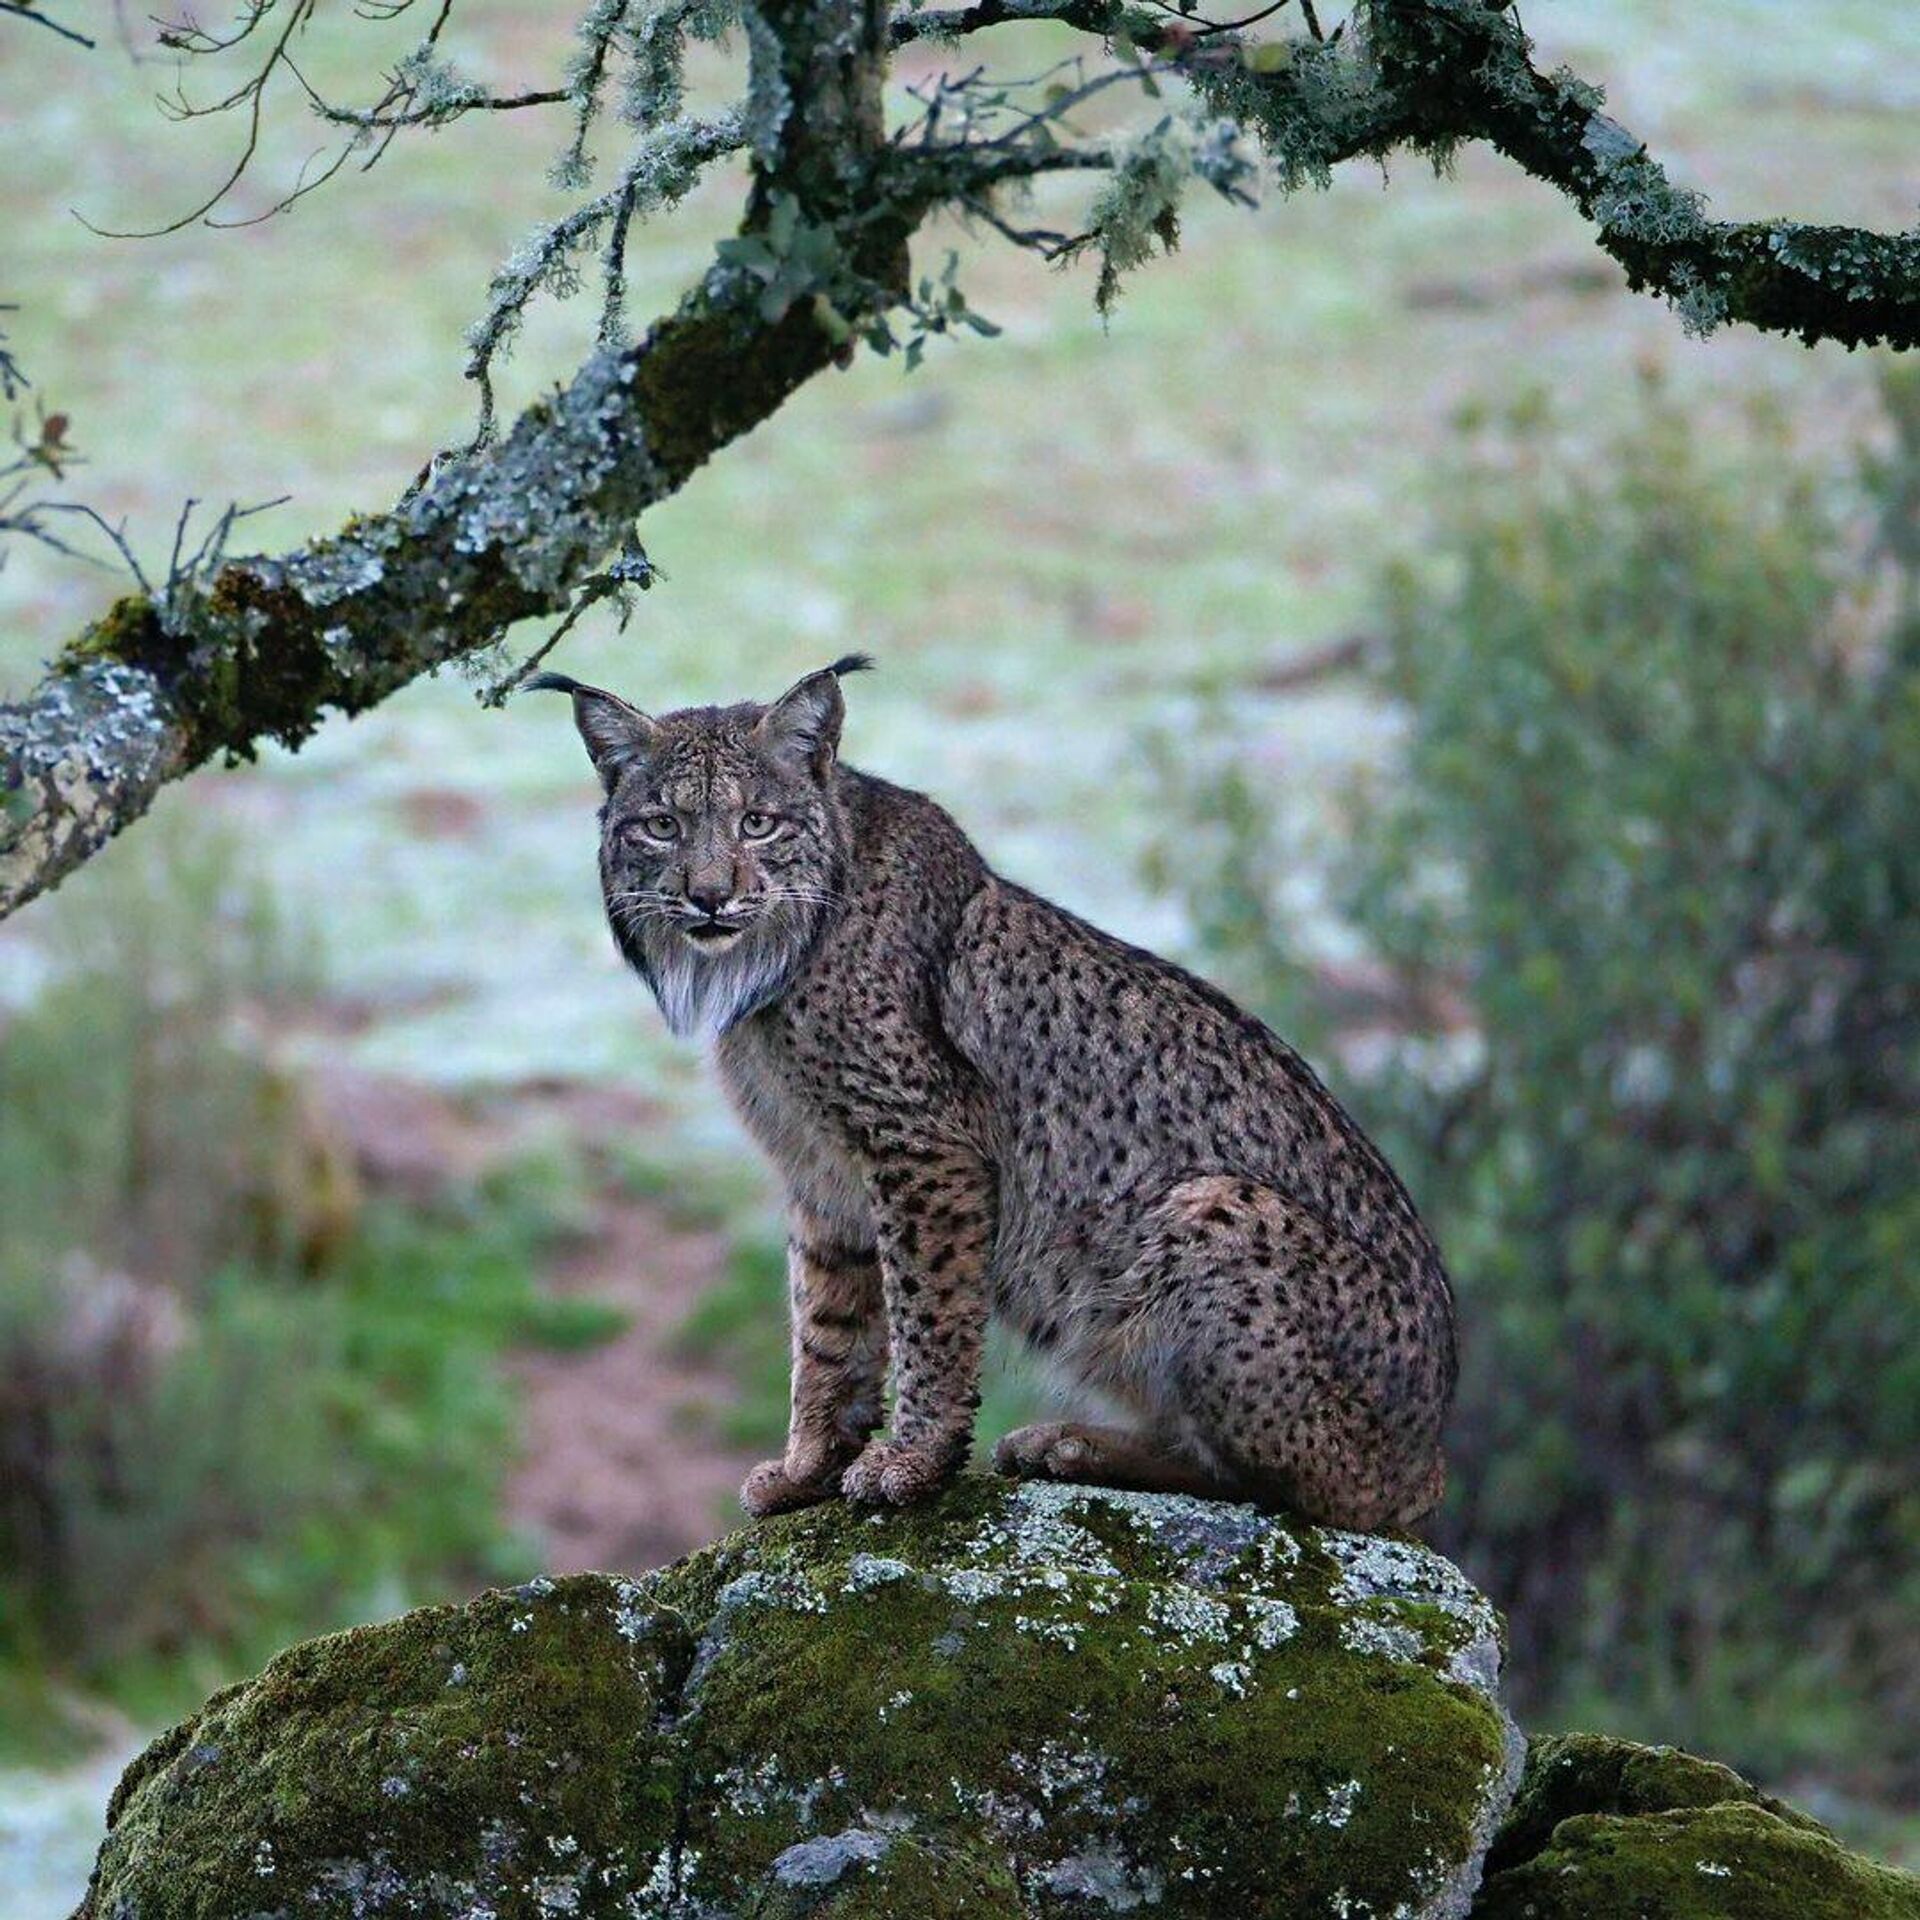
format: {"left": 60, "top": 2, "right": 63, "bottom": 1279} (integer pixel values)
{"left": 840, "top": 1142, "right": 994, "bottom": 1507}
{"left": 741, "top": 1214, "right": 886, "bottom": 1518}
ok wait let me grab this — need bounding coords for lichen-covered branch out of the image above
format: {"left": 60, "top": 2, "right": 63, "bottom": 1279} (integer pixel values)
{"left": 1, "top": 0, "right": 899, "bottom": 923}
{"left": 887, "top": 0, "right": 1140, "bottom": 45}
{"left": 4, "top": 0, "right": 1915, "bottom": 921}
{"left": 1364, "top": 0, "right": 1918, "bottom": 348}
{"left": 0, "top": 299, "right": 832, "bottom": 917}
{"left": 897, "top": 0, "right": 1920, "bottom": 348}
{"left": 465, "top": 109, "right": 748, "bottom": 443}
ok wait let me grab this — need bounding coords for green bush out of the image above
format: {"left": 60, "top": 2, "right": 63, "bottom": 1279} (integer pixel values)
{"left": 1154, "top": 368, "right": 1920, "bottom": 1797}
{"left": 0, "top": 823, "right": 337, "bottom": 1292}
{"left": 0, "top": 831, "right": 597, "bottom": 1754}
{"left": 0, "top": 1185, "right": 568, "bottom": 1747}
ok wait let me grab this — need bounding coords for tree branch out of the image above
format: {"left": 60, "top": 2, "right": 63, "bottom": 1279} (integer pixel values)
{"left": 0, "top": 2, "right": 95, "bottom": 49}
{"left": 3, "top": 0, "right": 1915, "bottom": 921}
{"left": 1365, "top": 0, "right": 1918, "bottom": 349}
{"left": 0, "top": 0, "right": 902, "bottom": 922}
{"left": 888, "top": 0, "right": 1135, "bottom": 43}
{"left": 898, "top": 0, "right": 1919, "bottom": 348}
{"left": 0, "top": 293, "right": 845, "bottom": 916}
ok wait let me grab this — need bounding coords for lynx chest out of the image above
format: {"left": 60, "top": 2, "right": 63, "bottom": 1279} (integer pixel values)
{"left": 715, "top": 1013, "right": 872, "bottom": 1235}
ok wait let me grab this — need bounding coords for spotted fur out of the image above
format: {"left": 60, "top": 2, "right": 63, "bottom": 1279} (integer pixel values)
{"left": 539, "top": 661, "right": 1457, "bottom": 1529}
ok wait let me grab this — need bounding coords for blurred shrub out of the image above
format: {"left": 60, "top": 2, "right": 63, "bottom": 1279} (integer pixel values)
{"left": 0, "top": 826, "right": 353, "bottom": 1289}
{"left": 1155, "top": 367, "right": 1920, "bottom": 1794}
{"left": 0, "top": 832, "right": 569, "bottom": 1747}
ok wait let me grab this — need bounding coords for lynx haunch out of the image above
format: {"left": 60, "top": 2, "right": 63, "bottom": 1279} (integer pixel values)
{"left": 535, "top": 658, "right": 1456, "bottom": 1529}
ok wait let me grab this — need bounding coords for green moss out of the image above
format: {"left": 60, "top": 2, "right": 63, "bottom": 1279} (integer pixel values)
{"left": 82, "top": 1574, "right": 693, "bottom": 1917}
{"left": 55, "top": 593, "right": 166, "bottom": 670}
{"left": 658, "top": 1480, "right": 1522, "bottom": 1915}
{"left": 82, "top": 1477, "right": 1522, "bottom": 1918}
{"left": 1473, "top": 1802, "right": 1920, "bottom": 1920}
{"left": 1473, "top": 1734, "right": 1920, "bottom": 1920}
{"left": 48, "top": 574, "right": 348, "bottom": 767}
{"left": 1484, "top": 1731, "right": 1825, "bottom": 1877}
{"left": 83, "top": 1491, "right": 1920, "bottom": 1917}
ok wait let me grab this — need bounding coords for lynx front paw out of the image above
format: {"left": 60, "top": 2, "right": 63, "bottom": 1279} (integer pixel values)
{"left": 740, "top": 1458, "right": 840, "bottom": 1518}
{"left": 992, "top": 1421, "right": 1094, "bottom": 1482}
{"left": 839, "top": 1438, "right": 961, "bottom": 1507}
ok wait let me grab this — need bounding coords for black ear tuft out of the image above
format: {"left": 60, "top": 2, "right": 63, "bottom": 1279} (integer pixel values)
{"left": 756, "top": 658, "right": 865, "bottom": 773}
{"left": 525, "top": 672, "right": 659, "bottom": 794}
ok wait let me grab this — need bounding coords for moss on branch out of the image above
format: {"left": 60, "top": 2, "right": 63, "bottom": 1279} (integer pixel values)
{"left": 0, "top": 0, "right": 900, "bottom": 924}
{"left": 3, "top": 0, "right": 1915, "bottom": 922}
{"left": 899, "top": 0, "right": 1918, "bottom": 346}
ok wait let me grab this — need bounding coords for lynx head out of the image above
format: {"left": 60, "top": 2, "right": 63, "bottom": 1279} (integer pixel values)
{"left": 530, "top": 656, "right": 868, "bottom": 1037}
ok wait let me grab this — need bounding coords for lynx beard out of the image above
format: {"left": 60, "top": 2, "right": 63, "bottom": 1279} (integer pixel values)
{"left": 614, "top": 901, "right": 823, "bottom": 1040}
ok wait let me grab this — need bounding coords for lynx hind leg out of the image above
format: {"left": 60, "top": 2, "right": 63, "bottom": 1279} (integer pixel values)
{"left": 992, "top": 1421, "right": 1232, "bottom": 1500}
{"left": 1153, "top": 1176, "right": 1453, "bottom": 1532}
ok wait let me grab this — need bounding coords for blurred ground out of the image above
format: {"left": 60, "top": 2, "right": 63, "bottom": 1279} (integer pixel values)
{"left": 0, "top": 1, "right": 1915, "bottom": 1911}
{"left": 309, "top": 1068, "right": 760, "bottom": 1570}
{"left": 505, "top": 1190, "right": 756, "bottom": 1574}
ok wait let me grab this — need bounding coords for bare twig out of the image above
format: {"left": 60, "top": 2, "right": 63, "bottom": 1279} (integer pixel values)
{"left": 311, "top": 82, "right": 571, "bottom": 130}
{"left": 0, "top": 1, "right": 95, "bottom": 48}
{"left": 0, "top": 306, "right": 29, "bottom": 404}
{"left": 84, "top": 0, "right": 568, "bottom": 233}
{"left": 11, "top": 502, "right": 154, "bottom": 593}
{"left": 479, "top": 538, "right": 660, "bottom": 707}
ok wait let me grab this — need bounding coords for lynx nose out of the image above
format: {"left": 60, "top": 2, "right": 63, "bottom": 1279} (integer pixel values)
{"left": 685, "top": 878, "right": 733, "bottom": 918}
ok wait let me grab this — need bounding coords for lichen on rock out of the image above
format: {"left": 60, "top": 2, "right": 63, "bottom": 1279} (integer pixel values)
{"left": 78, "top": 1476, "right": 1524, "bottom": 1918}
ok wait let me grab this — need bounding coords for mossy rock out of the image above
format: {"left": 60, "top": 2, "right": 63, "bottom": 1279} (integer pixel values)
{"left": 80, "top": 1476, "right": 1522, "bottom": 1917}
{"left": 1471, "top": 1733, "right": 1920, "bottom": 1919}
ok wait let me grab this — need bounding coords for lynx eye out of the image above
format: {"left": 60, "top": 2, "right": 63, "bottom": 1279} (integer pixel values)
{"left": 740, "top": 810, "right": 778, "bottom": 840}
{"left": 626, "top": 811, "right": 680, "bottom": 842}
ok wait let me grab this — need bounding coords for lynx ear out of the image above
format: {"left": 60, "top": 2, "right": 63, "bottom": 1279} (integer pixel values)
{"left": 522, "top": 671, "right": 660, "bottom": 794}
{"left": 755, "top": 653, "right": 872, "bottom": 774}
